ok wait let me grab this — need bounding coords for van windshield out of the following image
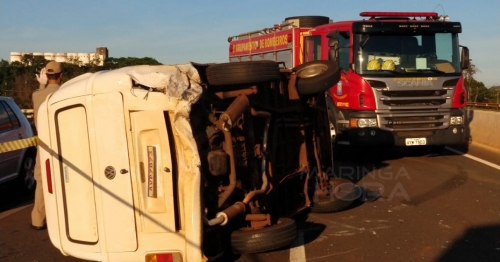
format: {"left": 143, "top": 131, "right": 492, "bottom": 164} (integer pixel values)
{"left": 355, "top": 33, "right": 461, "bottom": 76}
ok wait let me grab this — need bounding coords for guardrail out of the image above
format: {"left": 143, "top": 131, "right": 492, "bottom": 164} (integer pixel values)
{"left": 21, "top": 109, "right": 34, "bottom": 119}
{"left": 22, "top": 105, "right": 499, "bottom": 120}
{"left": 466, "top": 102, "right": 500, "bottom": 110}
{"left": 22, "top": 104, "right": 499, "bottom": 119}
{"left": 21, "top": 107, "right": 500, "bottom": 150}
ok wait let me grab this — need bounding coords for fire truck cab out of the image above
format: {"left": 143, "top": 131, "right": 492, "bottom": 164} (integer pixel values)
{"left": 228, "top": 12, "right": 470, "bottom": 154}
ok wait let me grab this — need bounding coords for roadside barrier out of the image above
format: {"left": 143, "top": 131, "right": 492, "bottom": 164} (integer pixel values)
{"left": 0, "top": 136, "right": 39, "bottom": 153}
{"left": 21, "top": 109, "right": 34, "bottom": 119}
{"left": 5, "top": 107, "right": 499, "bottom": 154}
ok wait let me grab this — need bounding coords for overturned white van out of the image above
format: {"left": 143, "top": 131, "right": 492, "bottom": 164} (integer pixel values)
{"left": 37, "top": 61, "right": 355, "bottom": 261}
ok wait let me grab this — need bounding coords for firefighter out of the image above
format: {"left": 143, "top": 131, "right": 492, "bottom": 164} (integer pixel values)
{"left": 30, "top": 61, "right": 63, "bottom": 230}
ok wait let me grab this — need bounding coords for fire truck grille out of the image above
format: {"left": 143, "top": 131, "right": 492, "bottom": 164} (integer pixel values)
{"left": 379, "top": 114, "right": 448, "bottom": 131}
{"left": 380, "top": 90, "right": 448, "bottom": 107}
{"left": 382, "top": 100, "right": 446, "bottom": 107}
{"left": 382, "top": 90, "right": 447, "bottom": 97}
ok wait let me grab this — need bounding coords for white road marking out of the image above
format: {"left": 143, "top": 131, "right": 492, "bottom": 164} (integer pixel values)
{"left": 446, "top": 147, "right": 500, "bottom": 171}
{"left": 290, "top": 230, "right": 306, "bottom": 262}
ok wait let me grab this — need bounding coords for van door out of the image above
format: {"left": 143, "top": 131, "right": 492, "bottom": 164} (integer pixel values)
{"left": 130, "top": 110, "right": 178, "bottom": 234}
{"left": 54, "top": 101, "right": 100, "bottom": 252}
{"left": 53, "top": 93, "right": 137, "bottom": 255}
{"left": 90, "top": 93, "right": 137, "bottom": 252}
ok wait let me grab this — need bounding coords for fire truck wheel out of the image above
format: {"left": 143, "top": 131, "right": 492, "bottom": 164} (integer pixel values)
{"left": 315, "top": 93, "right": 334, "bottom": 168}
{"left": 325, "top": 97, "right": 347, "bottom": 159}
{"left": 293, "top": 60, "right": 340, "bottom": 95}
{"left": 206, "top": 61, "right": 281, "bottom": 86}
{"left": 231, "top": 217, "right": 297, "bottom": 254}
{"left": 311, "top": 178, "right": 358, "bottom": 213}
{"left": 326, "top": 95, "right": 340, "bottom": 156}
{"left": 284, "top": 16, "right": 330, "bottom": 27}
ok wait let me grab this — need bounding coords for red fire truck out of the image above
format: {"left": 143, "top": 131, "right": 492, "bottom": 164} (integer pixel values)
{"left": 228, "top": 12, "right": 470, "bottom": 155}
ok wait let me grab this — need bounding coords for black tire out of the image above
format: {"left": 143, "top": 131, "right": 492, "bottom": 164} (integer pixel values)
{"left": 206, "top": 61, "right": 281, "bottom": 86}
{"left": 293, "top": 60, "right": 340, "bottom": 95}
{"left": 284, "top": 16, "right": 330, "bottom": 27}
{"left": 16, "top": 149, "right": 36, "bottom": 193}
{"left": 231, "top": 217, "right": 297, "bottom": 254}
{"left": 311, "top": 178, "right": 358, "bottom": 213}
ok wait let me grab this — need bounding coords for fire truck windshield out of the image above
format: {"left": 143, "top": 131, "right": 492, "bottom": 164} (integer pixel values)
{"left": 355, "top": 33, "right": 461, "bottom": 76}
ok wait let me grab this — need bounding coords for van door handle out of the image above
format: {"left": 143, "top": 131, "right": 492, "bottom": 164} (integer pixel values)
{"left": 18, "top": 133, "right": 23, "bottom": 139}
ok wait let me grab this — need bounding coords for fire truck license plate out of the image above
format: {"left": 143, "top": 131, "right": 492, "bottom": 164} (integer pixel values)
{"left": 405, "top": 138, "right": 427, "bottom": 146}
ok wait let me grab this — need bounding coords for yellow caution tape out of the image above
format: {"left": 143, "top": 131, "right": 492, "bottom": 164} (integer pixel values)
{"left": 0, "top": 136, "right": 39, "bottom": 153}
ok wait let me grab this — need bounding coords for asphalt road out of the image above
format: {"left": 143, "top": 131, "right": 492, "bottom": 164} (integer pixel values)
{"left": 1, "top": 143, "right": 500, "bottom": 262}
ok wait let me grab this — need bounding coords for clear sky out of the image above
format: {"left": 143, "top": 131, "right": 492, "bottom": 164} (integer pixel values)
{"left": 0, "top": 0, "right": 498, "bottom": 87}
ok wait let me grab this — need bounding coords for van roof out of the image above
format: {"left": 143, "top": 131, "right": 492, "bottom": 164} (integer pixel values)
{"left": 48, "top": 63, "right": 203, "bottom": 107}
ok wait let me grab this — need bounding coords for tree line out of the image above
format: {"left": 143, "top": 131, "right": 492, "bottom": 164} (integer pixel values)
{"left": 0, "top": 54, "right": 161, "bottom": 108}
{"left": 463, "top": 62, "right": 500, "bottom": 104}
{"left": 1, "top": 54, "right": 499, "bottom": 108}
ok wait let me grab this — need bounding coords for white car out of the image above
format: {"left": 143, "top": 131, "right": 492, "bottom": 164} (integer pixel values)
{"left": 0, "top": 96, "right": 36, "bottom": 193}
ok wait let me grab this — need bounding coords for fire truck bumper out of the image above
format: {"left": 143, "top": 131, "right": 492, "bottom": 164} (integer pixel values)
{"left": 338, "top": 126, "right": 466, "bottom": 147}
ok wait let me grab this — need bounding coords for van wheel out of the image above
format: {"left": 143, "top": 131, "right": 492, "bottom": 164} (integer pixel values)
{"left": 284, "top": 16, "right": 330, "bottom": 27}
{"left": 17, "top": 150, "right": 36, "bottom": 193}
{"left": 206, "top": 61, "right": 281, "bottom": 86}
{"left": 231, "top": 217, "right": 297, "bottom": 254}
{"left": 293, "top": 60, "right": 340, "bottom": 95}
{"left": 311, "top": 178, "right": 358, "bottom": 213}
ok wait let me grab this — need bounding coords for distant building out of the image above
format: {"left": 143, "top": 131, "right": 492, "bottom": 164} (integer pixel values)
{"left": 10, "top": 47, "right": 109, "bottom": 66}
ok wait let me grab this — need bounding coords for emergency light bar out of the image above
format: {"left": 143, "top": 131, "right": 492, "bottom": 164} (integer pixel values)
{"left": 360, "top": 12, "right": 439, "bottom": 19}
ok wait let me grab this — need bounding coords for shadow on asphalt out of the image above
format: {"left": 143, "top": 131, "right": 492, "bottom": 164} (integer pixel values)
{"left": 436, "top": 224, "right": 500, "bottom": 262}
{"left": 332, "top": 144, "right": 470, "bottom": 185}
{"left": 0, "top": 180, "right": 34, "bottom": 214}
{"left": 332, "top": 146, "right": 404, "bottom": 184}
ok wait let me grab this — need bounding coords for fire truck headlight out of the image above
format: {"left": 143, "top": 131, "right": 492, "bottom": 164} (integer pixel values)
{"left": 450, "top": 116, "right": 463, "bottom": 125}
{"left": 368, "top": 118, "right": 377, "bottom": 127}
{"left": 352, "top": 118, "right": 377, "bottom": 128}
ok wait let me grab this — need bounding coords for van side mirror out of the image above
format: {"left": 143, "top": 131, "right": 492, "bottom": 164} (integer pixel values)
{"left": 460, "top": 46, "right": 470, "bottom": 70}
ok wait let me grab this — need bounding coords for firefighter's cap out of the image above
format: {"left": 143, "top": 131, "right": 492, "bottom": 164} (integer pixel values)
{"left": 45, "top": 61, "right": 62, "bottom": 74}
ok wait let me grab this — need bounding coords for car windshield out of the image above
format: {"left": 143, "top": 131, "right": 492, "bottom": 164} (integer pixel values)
{"left": 355, "top": 33, "right": 461, "bottom": 76}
